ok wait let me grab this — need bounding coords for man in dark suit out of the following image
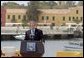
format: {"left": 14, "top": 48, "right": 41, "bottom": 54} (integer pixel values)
{"left": 21, "top": 20, "right": 44, "bottom": 57}
{"left": 25, "top": 20, "right": 44, "bottom": 42}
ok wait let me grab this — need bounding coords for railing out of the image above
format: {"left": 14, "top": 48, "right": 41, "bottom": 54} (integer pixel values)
{"left": 1, "top": 26, "right": 74, "bottom": 35}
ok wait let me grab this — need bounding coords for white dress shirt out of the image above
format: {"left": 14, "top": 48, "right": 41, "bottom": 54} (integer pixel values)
{"left": 31, "top": 29, "right": 35, "bottom": 35}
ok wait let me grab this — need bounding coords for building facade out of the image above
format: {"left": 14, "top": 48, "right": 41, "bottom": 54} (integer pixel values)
{"left": 1, "top": 7, "right": 6, "bottom": 26}
{"left": 38, "top": 6, "right": 83, "bottom": 26}
{"left": 6, "top": 9, "right": 27, "bottom": 23}
{"left": 3, "top": 6, "right": 83, "bottom": 26}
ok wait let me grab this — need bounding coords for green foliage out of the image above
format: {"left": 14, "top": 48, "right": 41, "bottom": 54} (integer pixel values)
{"left": 2, "top": 2, "right": 26, "bottom": 9}
{"left": 77, "top": 1, "right": 83, "bottom": 6}
{"left": 22, "top": 19, "right": 28, "bottom": 28}
{"left": 2, "top": 1, "right": 82, "bottom": 9}
{"left": 26, "top": 1, "right": 41, "bottom": 21}
{"left": 66, "top": 1, "right": 76, "bottom": 7}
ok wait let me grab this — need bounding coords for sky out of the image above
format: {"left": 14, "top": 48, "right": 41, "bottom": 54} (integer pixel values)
{"left": 1, "top": 1, "right": 79, "bottom": 6}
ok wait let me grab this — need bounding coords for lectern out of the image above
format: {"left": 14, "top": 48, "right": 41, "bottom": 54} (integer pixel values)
{"left": 20, "top": 40, "right": 44, "bottom": 57}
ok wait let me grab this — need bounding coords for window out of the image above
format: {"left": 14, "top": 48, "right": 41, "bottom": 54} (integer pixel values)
{"left": 12, "top": 15, "right": 15, "bottom": 19}
{"left": 73, "top": 17, "right": 75, "bottom": 19}
{"left": 52, "top": 16, "right": 55, "bottom": 21}
{"left": 46, "top": 16, "right": 49, "bottom": 20}
{"left": 76, "top": 17, "right": 78, "bottom": 19}
{"left": 69, "top": 17, "right": 71, "bottom": 21}
{"left": 23, "top": 15, "right": 26, "bottom": 20}
{"left": 11, "top": 15, "right": 15, "bottom": 22}
{"left": 76, "top": 10, "right": 78, "bottom": 14}
{"left": 18, "top": 15, "right": 21, "bottom": 19}
{"left": 8, "top": 15, "right": 10, "bottom": 19}
{"left": 80, "top": 17, "right": 82, "bottom": 21}
{"left": 63, "top": 17, "right": 65, "bottom": 21}
{"left": 42, "top": 16, "right": 44, "bottom": 20}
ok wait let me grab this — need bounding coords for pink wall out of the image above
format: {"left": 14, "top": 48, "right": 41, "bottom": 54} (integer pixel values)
{"left": 1, "top": 7, "right": 6, "bottom": 26}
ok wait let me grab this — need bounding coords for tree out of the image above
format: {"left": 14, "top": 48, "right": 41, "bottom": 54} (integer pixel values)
{"left": 39, "top": 1, "right": 49, "bottom": 9}
{"left": 66, "top": 1, "right": 76, "bottom": 7}
{"left": 2, "top": 2, "right": 26, "bottom": 8}
{"left": 2, "top": 3, "right": 7, "bottom": 6}
{"left": 39, "top": 1, "right": 57, "bottom": 9}
{"left": 22, "top": 18, "right": 27, "bottom": 28}
{"left": 26, "top": 1, "right": 41, "bottom": 21}
{"left": 22, "top": 1, "right": 41, "bottom": 28}
{"left": 56, "top": 1, "right": 68, "bottom": 9}
{"left": 77, "top": 1, "right": 83, "bottom": 6}
{"left": 47, "top": 1, "right": 57, "bottom": 9}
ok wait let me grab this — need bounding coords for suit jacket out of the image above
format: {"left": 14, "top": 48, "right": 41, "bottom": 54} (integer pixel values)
{"left": 25, "top": 28, "right": 44, "bottom": 41}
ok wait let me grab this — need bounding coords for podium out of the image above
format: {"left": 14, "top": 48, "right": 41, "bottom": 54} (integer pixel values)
{"left": 20, "top": 40, "right": 44, "bottom": 57}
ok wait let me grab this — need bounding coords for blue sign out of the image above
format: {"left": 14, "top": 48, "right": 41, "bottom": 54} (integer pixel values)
{"left": 26, "top": 42, "right": 36, "bottom": 52}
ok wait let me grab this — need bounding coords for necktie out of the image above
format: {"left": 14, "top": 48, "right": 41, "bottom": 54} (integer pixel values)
{"left": 30, "top": 29, "right": 35, "bottom": 39}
